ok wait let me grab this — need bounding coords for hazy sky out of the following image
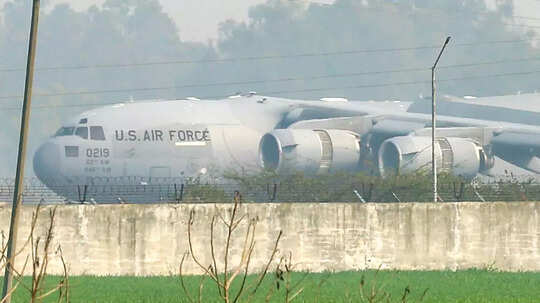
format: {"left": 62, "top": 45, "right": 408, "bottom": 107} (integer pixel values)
{"left": 2, "top": 0, "right": 535, "bottom": 42}
{"left": 43, "top": 0, "right": 268, "bottom": 41}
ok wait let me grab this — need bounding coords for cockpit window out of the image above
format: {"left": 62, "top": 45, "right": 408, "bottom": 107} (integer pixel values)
{"left": 54, "top": 127, "right": 75, "bottom": 137}
{"left": 90, "top": 126, "right": 106, "bottom": 141}
{"left": 75, "top": 127, "right": 88, "bottom": 139}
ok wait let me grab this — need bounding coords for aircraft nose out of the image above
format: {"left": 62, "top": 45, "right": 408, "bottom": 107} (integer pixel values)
{"left": 33, "top": 142, "right": 61, "bottom": 184}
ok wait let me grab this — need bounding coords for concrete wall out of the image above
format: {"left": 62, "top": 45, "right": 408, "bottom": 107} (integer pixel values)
{"left": 0, "top": 202, "right": 539, "bottom": 276}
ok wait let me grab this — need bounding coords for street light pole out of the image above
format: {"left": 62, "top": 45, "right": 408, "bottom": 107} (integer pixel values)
{"left": 1, "top": 1, "right": 41, "bottom": 302}
{"left": 432, "top": 36, "right": 451, "bottom": 203}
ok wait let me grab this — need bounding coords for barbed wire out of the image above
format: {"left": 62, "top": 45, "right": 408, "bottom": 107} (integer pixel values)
{"left": 0, "top": 176, "right": 539, "bottom": 204}
{"left": 1, "top": 66, "right": 540, "bottom": 111}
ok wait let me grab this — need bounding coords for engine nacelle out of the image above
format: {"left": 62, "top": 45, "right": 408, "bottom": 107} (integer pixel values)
{"left": 259, "top": 129, "right": 361, "bottom": 174}
{"left": 378, "top": 136, "right": 494, "bottom": 178}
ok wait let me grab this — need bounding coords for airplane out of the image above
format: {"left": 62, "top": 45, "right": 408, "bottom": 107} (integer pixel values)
{"left": 32, "top": 92, "right": 540, "bottom": 202}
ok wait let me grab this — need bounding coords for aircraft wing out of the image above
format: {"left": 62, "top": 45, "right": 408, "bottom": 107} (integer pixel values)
{"left": 491, "top": 131, "right": 540, "bottom": 150}
{"left": 260, "top": 98, "right": 540, "bottom": 176}
{"left": 489, "top": 131, "right": 540, "bottom": 173}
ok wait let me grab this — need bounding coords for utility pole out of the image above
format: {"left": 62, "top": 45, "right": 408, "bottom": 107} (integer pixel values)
{"left": 2, "top": 1, "right": 41, "bottom": 302}
{"left": 431, "top": 36, "right": 451, "bottom": 203}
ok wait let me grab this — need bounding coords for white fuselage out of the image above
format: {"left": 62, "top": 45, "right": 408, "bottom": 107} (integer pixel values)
{"left": 33, "top": 97, "right": 295, "bottom": 200}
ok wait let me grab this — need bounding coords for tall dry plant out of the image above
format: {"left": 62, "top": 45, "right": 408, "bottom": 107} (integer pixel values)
{"left": 357, "top": 267, "right": 428, "bottom": 303}
{"left": 180, "top": 191, "right": 282, "bottom": 303}
{"left": 1, "top": 205, "right": 69, "bottom": 303}
{"left": 1, "top": 204, "right": 41, "bottom": 303}
{"left": 271, "top": 252, "right": 308, "bottom": 303}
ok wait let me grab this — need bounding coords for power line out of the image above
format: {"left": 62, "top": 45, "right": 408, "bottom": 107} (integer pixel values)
{"left": 2, "top": 56, "right": 540, "bottom": 102}
{"left": 0, "top": 67, "right": 429, "bottom": 100}
{"left": 1, "top": 38, "right": 540, "bottom": 73}
{"left": 0, "top": 47, "right": 437, "bottom": 72}
{"left": 265, "top": 70, "right": 540, "bottom": 95}
{"left": 502, "top": 22, "right": 540, "bottom": 29}
{"left": 438, "top": 56, "right": 540, "bottom": 69}
{"left": 512, "top": 16, "right": 540, "bottom": 21}
{"left": 1, "top": 68, "right": 540, "bottom": 111}
{"left": 3, "top": 55, "right": 540, "bottom": 101}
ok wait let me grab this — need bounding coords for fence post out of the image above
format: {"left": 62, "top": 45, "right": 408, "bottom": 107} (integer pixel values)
{"left": 472, "top": 184, "right": 486, "bottom": 202}
{"left": 391, "top": 191, "right": 401, "bottom": 203}
{"left": 234, "top": 190, "right": 242, "bottom": 203}
{"left": 77, "top": 185, "right": 88, "bottom": 203}
{"left": 361, "top": 182, "right": 374, "bottom": 202}
{"left": 452, "top": 182, "right": 465, "bottom": 202}
{"left": 76, "top": 184, "right": 88, "bottom": 203}
{"left": 353, "top": 190, "right": 366, "bottom": 203}
{"left": 174, "top": 184, "right": 184, "bottom": 203}
{"left": 271, "top": 183, "right": 277, "bottom": 202}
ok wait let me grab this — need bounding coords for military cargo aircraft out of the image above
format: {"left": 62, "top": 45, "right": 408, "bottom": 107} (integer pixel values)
{"left": 33, "top": 93, "right": 540, "bottom": 201}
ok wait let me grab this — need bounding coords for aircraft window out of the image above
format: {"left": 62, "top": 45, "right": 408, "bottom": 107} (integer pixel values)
{"left": 90, "top": 126, "right": 106, "bottom": 141}
{"left": 54, "top": 127, "right": 75, "bottom": 137}
{"left": 65, "top": 146, "right": 79, "bottom": 158}
{"left": 75, "top": 127, "right": 88, "bottom": 139}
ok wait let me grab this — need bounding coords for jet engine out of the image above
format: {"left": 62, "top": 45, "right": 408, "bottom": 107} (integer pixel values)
{"left": 378, "top": 136, "right": 494, "bottom": 178}
{"left": 258, "top": 129, "right": 361, "bottom": 174}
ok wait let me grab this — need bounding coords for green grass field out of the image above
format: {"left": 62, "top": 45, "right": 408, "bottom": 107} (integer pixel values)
{"left": 3, "top": 270, "right": 540, "bottom": 302}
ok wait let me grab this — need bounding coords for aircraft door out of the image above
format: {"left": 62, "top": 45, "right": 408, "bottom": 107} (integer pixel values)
{"left": 73, "top": 125, "right": 114, "bottom": 183}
